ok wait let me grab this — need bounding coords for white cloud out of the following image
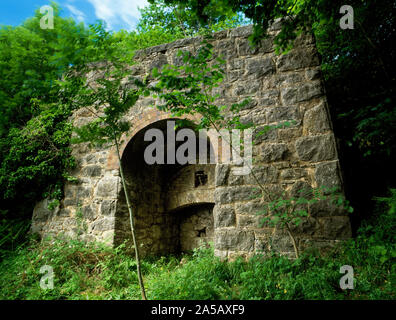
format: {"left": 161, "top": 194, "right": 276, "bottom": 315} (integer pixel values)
{"left": 65, "top": 4, "right": 86, "bottom": 22}
{"left": 87, "top": 0, "right": 148, "bottom": 30}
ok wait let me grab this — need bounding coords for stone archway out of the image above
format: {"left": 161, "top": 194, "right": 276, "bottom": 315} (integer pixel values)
{"left": 31, "top": 25, "right": 352, "bottom": 260}
{"left": 114, "top": 118, "right": 216, "bottom": 256}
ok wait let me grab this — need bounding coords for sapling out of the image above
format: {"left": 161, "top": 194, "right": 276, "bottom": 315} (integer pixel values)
{"left": 71, "top": 59, "right": 148, "bottom": 300}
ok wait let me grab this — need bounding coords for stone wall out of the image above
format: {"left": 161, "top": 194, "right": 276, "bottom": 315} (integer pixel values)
{"left": 31, "top": 23, "right": 351, "bottom": 259}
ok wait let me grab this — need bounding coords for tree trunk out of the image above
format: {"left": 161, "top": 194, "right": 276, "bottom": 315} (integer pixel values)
{"left": 115, "top": 138, "right": 147, "bottom": 300}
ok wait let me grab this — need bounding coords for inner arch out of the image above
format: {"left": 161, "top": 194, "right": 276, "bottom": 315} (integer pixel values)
{"left": 114, "top": 119, "right": 215, "bottom": 256}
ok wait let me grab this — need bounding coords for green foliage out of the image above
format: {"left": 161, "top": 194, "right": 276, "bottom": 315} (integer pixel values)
{"left": 0, "top": 3, "right": 177, "bottom": 250}
{"left": 0, "top": 5, "right": 120, "bottom": 247}
{"left": 71, "top": 70, "right": 140, "bottom": 148}
{"left": 0, "top": 103, "right": 75, "bottom": 217}
{"left": 152, "top": 39, "right": 249, "bottom": 130}
{"left": 0, "top": 188, "right": 394, "bottom": 300}
{"left": 0, "top": 219, "right": 31, "bottom": 260}
{"left": 145, "top": 0, "right": 248, "bottom": 37}
{"left": 0, "top": 2, "right": 94, "bottom": 136}
{"left": 148, "top": 245, "right": 232, "bottom": 299}
{"left": 254, "top": 186, "right": 353, "bottom": 258}
{"left": 0, "top": 238, "right": 115, "bottom": 299}
{"left": 0, "top": 0, "right": 394, "bottom": 301}
{"left": 260, "top": 187, "right": 353, "bottom": 230}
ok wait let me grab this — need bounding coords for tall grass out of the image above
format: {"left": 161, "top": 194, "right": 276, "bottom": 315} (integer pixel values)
{"left": 0, "top": 190, "right": 394, "bottom": 300}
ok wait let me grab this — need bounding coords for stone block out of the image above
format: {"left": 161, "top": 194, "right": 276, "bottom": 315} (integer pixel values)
{"left": 255, "top": 238, "right": 270, "bottom": 253}
{"left": 238, "top": 214, "right": 261, "bottom": 228}
{"left": 95, "top": 176, "right": 121, "bottom": 198}
{"left": 303, "top": 102, "right": 331, "bottom": 134}
{"left": 253, "top": 125, "right": 278, "bottom": 143}
{"left": 267, "top": 106, "right": 300, "bottom": 123}
{"left": 81, "top": 205, "right": 96, "bottom": 220}
{"left": 214, "top": 186, "right": 261, "bottom": 204}
{"left": 305, "top": 68, "right": 322, "bottom": 81}
{"left": 309, "top": 199, "right": 347, "bottom": 217}
{"left": 278, "top": 127, "right": 302, "bottom": 141}
{"left": 229, "top": 25, "right": 253, "bottom": 38}
{"left": 269, "top": 231, "right": 294, "bottom": 253}
{"left": 100, "top": 199, "right": 117, "bottom": 216}
{"left": 90, "top": 217, "right": 115, "bottom": 233}
{"left": 280, "top": 168, "right": 305, "bottom": 180}
{"left": 295, "top": 134, "right": 336, "bottom": 162}
{"left": 235, "top": 200, "right": 266, "bottom": 215}
{"left": 245, "top": 166, "right": 278, "bottom": 184}
{"left": 319, "top": 216, "right": 352, "bottom": 239}
{"left": 260, "top": 143, "right": 288, "bottom": 162}
{"left": 214, "top": 205, "right": 236, "bottom": 228}
{"left": 257, "top": 90, "right": 279, "bottom": 107}
{"left": 32, "top": 199, "right": 53, "bottom": 222}
{"left": 215, "top": 230, "right": 255, "bottom": 251}
{"left": 76, "top": 185, "right": 92, "bottom": 199}
{"left": 276, "top": 73, "right": 304, "bottom": 86}
{"left": 314, "top": 161, "right": 342, "bottom": 191}
{"left": 288, "top": 217, "right": 319, "bottom": 236}
{"left": 215, "top": 164, "right": 230, "bottom": 186}
{"left": 81, "top": 165, "right": 102, "bottom": 177}
{"left": 281, "top": 82, "right": 323, "bottom": 104}
{"left": 246, "top": 57, "right": 275, "bottom": 77}
{"left": 237, "top": 39, "right": 258, "bottom": 55}
{"left": 289, "top": 180, "right": 313, "bottom": 199}
{"left": 276, "top": 48, "right": 320, "bottom": 72}
{"left": 148, "top": 53, "right": 168, "bottom": 72}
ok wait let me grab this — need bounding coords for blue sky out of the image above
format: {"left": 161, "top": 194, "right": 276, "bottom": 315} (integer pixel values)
{"left": 0, "top": 0, "right": 149, "bottom": 31}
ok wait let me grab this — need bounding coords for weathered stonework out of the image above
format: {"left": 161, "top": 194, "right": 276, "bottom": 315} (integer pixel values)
{"left": 31, "top": 24, "right": 351, "bottom": 259}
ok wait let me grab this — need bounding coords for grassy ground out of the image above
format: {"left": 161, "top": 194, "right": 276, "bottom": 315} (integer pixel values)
{"left": 0, "top": 192, "right": 394, "bottom": 300}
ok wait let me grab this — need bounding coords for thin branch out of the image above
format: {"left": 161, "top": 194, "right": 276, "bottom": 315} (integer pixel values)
{"left": 114, "top": 133, "right": 147, "bottom": 300}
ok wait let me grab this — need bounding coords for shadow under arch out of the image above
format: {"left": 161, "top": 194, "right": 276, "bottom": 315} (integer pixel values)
{"left": 114, "top": 118, "right": 216, "bottom": 256}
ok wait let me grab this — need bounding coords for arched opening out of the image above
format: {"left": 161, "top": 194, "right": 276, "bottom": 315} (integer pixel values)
{"left": 114, "top": 119, "right": 215, "bottom": 256}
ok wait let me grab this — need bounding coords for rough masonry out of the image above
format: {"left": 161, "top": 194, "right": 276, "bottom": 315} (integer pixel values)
{"left": 31, "top": 23, "right": 352, "bottom": 259}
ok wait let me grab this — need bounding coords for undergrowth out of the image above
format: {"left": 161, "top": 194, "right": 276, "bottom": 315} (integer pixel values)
{"left": 0, "top": 190, "right": 394, "bottom": 300}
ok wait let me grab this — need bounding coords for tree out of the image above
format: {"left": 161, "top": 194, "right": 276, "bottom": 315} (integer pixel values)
{"left": 69, "top": 23, "right": 148, "bottom": 299}
{"left": 0, "top": 3, "right": 101, "bottom": 240}
{"left": 0, "top": 5, "right": 134, "bottom": 251}
{"left": 0, "top": 4, "right": 106, "bottom": 218}
{"left": 141, "top": 0, "right": 248, "bottom": 37}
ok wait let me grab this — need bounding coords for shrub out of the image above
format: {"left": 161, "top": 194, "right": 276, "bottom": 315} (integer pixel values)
{"left": 0, "top": 190, "right": 394, "bottom": 300}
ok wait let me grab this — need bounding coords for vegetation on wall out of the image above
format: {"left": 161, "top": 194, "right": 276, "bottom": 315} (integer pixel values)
{"left": 162, "top": 0, "right": 396, "bottom": 231}
{"left": 0, "top": 2, "right": 246, "bottom": 253}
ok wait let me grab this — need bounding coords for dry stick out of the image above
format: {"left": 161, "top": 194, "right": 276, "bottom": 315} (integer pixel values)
{"left": 114, "top": 135, "right": 147, "bottom": 300}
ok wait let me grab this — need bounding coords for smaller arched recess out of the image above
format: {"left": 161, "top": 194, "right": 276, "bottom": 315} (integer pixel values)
{"left": 114, "top": 119, "right": 216, "bottom": 256}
